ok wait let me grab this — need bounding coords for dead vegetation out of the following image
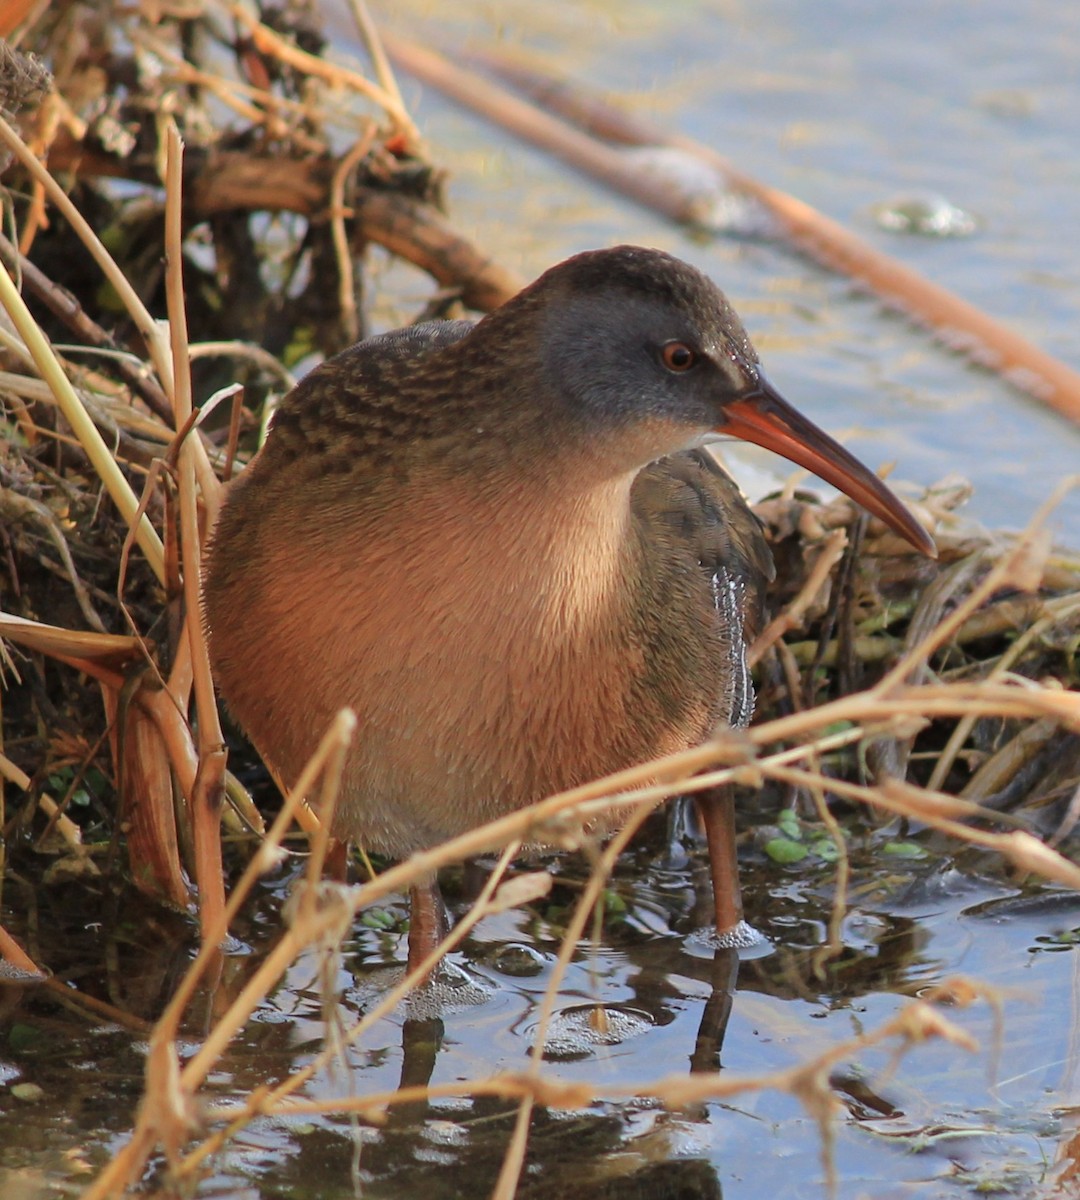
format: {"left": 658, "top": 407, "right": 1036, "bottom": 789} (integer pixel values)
{"left": 0, "top": 3, "right": 1077, "bottom": 1198}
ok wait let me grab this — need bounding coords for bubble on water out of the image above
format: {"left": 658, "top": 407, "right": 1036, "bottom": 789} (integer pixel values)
{"left": 618, "top": 146, "right": 779, "bottom": 236}
{"left": 685, "top": 920, "right": 771, "bottom": 956}
{"left": 487, "top": 942, "right": 549, "bottom": 978}
{"left": 1002, "top": 364, "right": 1056, "bottom": 402}
{"left": 249, "top": 1007, "right": 294, "bottom": 1025}
{"left": 404, "top": 960, "right": 495, "bottom": 1020}
{"left": 872, "top": 192, "right": 979, "bottom": 238}
{"left": 0, "top": 959, "right": 46, "bottom": 984}
{"left": 348, "top": 958, "right": 495, "bottom": 1019}
{"left": 535, "top": 1004, "right": 653, "bottom": 1060}
{"left": 422, "top": 1121, "right": 468, "bottom": 1147}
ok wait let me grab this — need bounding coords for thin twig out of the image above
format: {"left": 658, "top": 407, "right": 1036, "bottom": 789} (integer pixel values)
{"left": 329, "top": 126, "right": 377, "bottom": 346}
{"left": 225, "top": 2, "right": 420, "bottom": 144}
{"left": 749, "top": 528, "right": 847, "bottom": 665}
{"left": 345, "top": 0, "right": 408, "bottom": 116}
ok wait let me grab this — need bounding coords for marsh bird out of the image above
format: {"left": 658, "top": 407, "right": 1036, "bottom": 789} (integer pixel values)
{"left": 203, "top": 245, "right": 934, "bottom": 967}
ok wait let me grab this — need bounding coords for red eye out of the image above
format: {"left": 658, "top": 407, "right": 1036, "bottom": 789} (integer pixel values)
{"left": 661, "top": 341, "right": 696, "bottom": 372}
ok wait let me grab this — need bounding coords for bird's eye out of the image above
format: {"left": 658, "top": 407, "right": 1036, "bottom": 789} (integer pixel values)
{"left": 661, "top": 341, "right": 697, "bottom": 372}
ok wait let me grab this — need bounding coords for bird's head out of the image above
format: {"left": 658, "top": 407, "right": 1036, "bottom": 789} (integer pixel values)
{"left": 506, "top": 245, "right": 935, "bottom": 557}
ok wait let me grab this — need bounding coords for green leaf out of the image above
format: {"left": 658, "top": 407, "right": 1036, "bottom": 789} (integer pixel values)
{"left": 359, "top": 907, "right": 397, "bottom": 931}
{"left": 764, "top": 837, "right": 809, "bottom": 864}
{"left": 8, "top": 1023, "right": 43, "bottom": 1053}
{"left": 777, "top": 808, "right": 802, "bottom": 840}
{"left": 883, "top": 841, "right": 927, "bottom": 859}
{"left": 811, "top": 837, "right": 841, "bottom": 862}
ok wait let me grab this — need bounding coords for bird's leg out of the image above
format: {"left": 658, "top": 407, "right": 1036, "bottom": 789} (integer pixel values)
{"left": 323, "top": 837, "right": 349, "bottom": 882}
{"left": 694, "top": 785, "right": 744, "bottom": 934}
{"left": 407, "top": 878, "right": 451, "bottom": 979}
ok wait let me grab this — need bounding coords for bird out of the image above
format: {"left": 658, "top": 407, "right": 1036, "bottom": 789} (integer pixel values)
{"left": 203, "top": 245, "right": 934, "bottom": 971}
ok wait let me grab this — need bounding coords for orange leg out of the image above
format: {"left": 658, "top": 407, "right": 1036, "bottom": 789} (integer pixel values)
{"left": 323, "top": 837, "right": 349, "bottom": 882}
{"left": 407, "top": 879, "right": 450, "bottom": 978}
{"left": 694, "top": 785, "right": 743, "bottom": 934}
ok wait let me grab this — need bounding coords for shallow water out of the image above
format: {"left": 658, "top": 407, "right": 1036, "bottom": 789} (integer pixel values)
{"left": 5, "top": 824, "right": 1080, "bottom": 1199}
{"left": 4, "top": 4, "right": 1080, "bottom": 1198}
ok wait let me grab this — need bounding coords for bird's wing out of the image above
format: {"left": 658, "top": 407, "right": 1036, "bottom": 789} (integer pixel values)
{"left": 344, "top": 320, "right": 478, "bottom": 363}
{"left": 261, "top": 320, "right": 477, "bottom": 468}
{"left": 632, "top": 448, "right": 774, "bottom": 729}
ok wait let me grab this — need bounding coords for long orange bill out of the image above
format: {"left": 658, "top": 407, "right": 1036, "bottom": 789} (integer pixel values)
{"left": 720, "top": 377, "right": 937, "bottom": 558}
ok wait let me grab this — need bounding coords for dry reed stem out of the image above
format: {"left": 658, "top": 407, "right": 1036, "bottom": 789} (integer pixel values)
{"left": 39, "top": 974, "right": 152, "bottom": 1034}
{"left": 0, "top": 110, "right": 221, "bottom": 510}
{"left": 175, "top": 842, "right": 530, "bottom": 1182}
{"left": 345, "top": 0, "right": 409, "bottom": 118}
{"left": 330, "top": 125, "right": 379, "bottom": 346}
{"left": 188, "top": 341, "right": 296, "bottom": 391}
{"left": 874, "top": 481, "right": 1073, "bottom": 693}
{"left": 0, "top": 488, "right": 107, "bottom": 631}
{"left": 164, "top": 120, "right": 228, "bottom": 938}
{"left": 493, "top": 803, "right": 655, "bottom": 1200}
{"left": 79, "top": 712, "right": 358, "bottom": 1200}
{"left": 0, "top": 920, "right": 43, "bottom": 976}
{"left": 20, "top": 92, "right": 63, "bottom": 252}
{"left": 141, "top": 652, "right": 1078, "bottom": 1191}
{"left": 773, "top": 765, "right": 1080, "bottom": 889}
{"left": 0, "top": 242, "right": 166, "bottom": 580}
{"left": 700, "top": 160, "right": 1080, "bottom": 426}
{"left": 806, "top": 762, "right": 851, "bottom": 975}
{"left": 223, "top": 2, "right": 419, "bottom": 145}
{"left": 239, "top": 683, "right": 1080, "bottom": 901}
{"left": 381, "top": 33, "right": 704, "bottom": 228}
{"left": 0, "top": 365, "right": 168, "bottom": 446}
{"left": 0, "top": 113, "right": 243, "bottom": 921}
{"left": 133, "top": 30, "right": 331, "bottom": 154}
{"left": 788, "top": 587, "right": 1080, "bottom": 669}
{"left": 928, "top": 613, "right": 1056, "bottom": 791}
{"left": 105, "top": 685, "right": 190, "bottom": 910}
{"left": 0, "top": 612, "right": 143, "bottom": 666}
{"left": 178, "top": 712, "right": 358, "bottom": 1081}
{"left": 182, "top": 818, "right": 645, "bottom": 1187}
{"left": 0, "top": 753, "right": 31, "bottom": 791}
